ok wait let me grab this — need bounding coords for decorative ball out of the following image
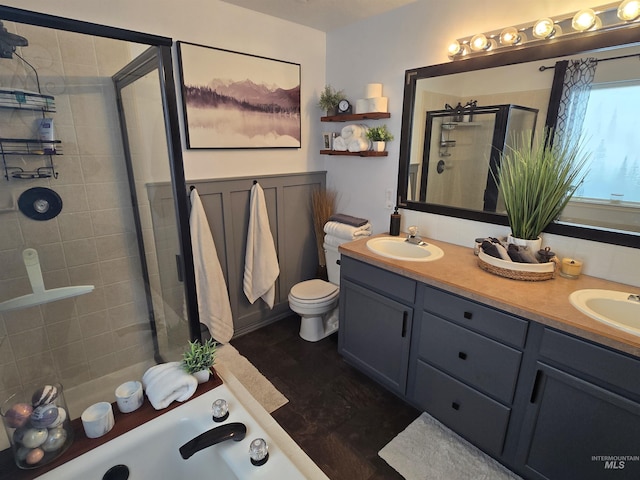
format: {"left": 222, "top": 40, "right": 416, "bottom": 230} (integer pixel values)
{"left": 25, "top": 447, "right": 45, "bottom": 465}
{"left": 31, "top": 404, "right": 59, "bottom": 428}
{"left": 4, "top": 403, "right": 33, "bottom": 428}
{"left": 31, "top": 385, "right": 58, "bottom": 407}
{"left": 15, "top": 446, "right": 31, "bottom": 461}
{"left": 48, "top": 407, "right": 67, "bottom": 429}
{"left": 42, "top": 427, "right": 67, "bottom": 452}
{"left": 17, "top": 427, "right": 48, "bottom": 449}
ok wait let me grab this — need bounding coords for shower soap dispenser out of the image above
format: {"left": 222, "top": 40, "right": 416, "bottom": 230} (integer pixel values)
{"left": 389, "top": 206, "right": 401, "bottom": 236}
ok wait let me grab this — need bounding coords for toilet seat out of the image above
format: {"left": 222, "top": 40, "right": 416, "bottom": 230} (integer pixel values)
{"left": 289, "top": 279, "right": 338, "bottom": 305}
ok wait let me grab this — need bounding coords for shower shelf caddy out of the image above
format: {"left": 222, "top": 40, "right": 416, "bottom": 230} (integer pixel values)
{"left": 0, "top": 89, "right": 61, "bottom": 180}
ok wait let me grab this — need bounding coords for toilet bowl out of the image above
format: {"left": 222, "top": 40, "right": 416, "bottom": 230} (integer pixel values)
{"left": 288, "top": 242, "right": 341, "bottom": 342}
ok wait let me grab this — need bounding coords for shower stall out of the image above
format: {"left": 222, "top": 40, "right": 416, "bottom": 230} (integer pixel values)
{"left": 0, "top": 6, "right": 198, "bottom": 446}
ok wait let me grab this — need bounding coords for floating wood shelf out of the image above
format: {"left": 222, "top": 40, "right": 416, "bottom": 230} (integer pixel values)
{"left": 320, "top": 149, "right": 388, "bottom": 157}
{"left": 321, "top": 112, "right": 390, "bottom": 122}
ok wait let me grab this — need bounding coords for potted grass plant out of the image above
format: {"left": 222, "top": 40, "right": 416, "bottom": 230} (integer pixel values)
{"left": 182, "top": 338, "right": 217, "bottom": 383}
{"left": 366, "top": 125, "right": 394, "bottom": 152}
{"left": 495, "top": 132, "right": 589, "bottom": 251}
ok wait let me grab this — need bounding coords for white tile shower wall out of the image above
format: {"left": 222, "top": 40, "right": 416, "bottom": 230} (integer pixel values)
{"left": 0, "top": 23, "right": 155, "bottom": 405}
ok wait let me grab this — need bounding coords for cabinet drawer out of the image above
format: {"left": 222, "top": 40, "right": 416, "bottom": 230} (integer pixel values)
{"left": 423, "top": 286, "right": 528, "bottom": 347}
{"left": 540, "top": 328, "right": 640, "bottom": 398}
{"left": 412, "top": 360, "right": 511, "bottom": 456}
{"left": 418, "top": 313, "right": 522, "bottom": 404}
{"left": 341, "top": 256, "right": 416, "bottom": 304}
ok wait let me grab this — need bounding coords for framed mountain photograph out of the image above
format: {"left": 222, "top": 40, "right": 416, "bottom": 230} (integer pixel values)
{"left": 177, "top": 42, "right": 301, "bottom": 149}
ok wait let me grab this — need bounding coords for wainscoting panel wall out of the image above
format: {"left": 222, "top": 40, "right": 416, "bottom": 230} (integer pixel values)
{"left": 147, "top": 171, "right": 326, "bottom": 339}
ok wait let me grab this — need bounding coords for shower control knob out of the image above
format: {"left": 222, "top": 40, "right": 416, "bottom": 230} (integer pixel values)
{"left": 249, "top": 438, "right": 269, "bottom": 466}
{"left": 211, "top": 398, "right": 229, "bottom": 422}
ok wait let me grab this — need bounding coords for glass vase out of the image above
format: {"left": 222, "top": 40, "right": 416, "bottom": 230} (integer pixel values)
{"left": 1, "top": 382, "right": 74, "bottom": 469}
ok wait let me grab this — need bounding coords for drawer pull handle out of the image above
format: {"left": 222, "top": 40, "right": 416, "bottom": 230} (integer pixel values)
{"left": 451, "top": 402, "right": 460, "bottom": 411}
{"left": 336, "top": 259, "right": 341, "bottom": 265}
{"left": 458, "top": 351, "right": 467, "bottom": 360}
{"left": 463, "top": 311, "right": 473, "bottom": 320}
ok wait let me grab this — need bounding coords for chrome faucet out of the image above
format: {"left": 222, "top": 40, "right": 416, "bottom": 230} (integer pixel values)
{"left": 405, "top": 226, "right": 426, "bottom": 245}
{"left": 179, "top": 422, "right": 247, "bottom": 459}
{"left": 628, "top": 294, "right": 640, "bottom": 302}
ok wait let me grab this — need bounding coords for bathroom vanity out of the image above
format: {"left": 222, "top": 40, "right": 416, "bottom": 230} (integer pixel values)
{"left": 338, "top": 236, "right": 640, "bottom": 480}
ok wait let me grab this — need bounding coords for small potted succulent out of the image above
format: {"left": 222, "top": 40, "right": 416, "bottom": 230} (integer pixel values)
{"left": 366, "top": 124, "right": 394, "bottom": 152}
{"left": 181, "top": 338, "right": 217, "bottom": 383}
{"left": 318, "top": 84, "right": 345, "bottom": 117}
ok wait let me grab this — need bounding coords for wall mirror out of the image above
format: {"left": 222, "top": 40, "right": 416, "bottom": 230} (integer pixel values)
{"left": 397, "top": 25, "right": 640, "bottom": 248}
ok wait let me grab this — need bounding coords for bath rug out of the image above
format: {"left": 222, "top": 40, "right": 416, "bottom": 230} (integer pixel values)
{"left": 215, "top": 344, "right": 288, "bottom": 413}
{"left": 379, "top": 412, "right": 522, "bottom": 480}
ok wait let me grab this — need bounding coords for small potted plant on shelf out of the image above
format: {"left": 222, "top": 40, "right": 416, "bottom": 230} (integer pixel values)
{"left": 494, "top": 131, "right": 589, "bottom": 251}
{"left": 366, "top": 124, "right": 394, "bottom": 152}
{"left": 181, "top": 338, "right": 217, "bottom": 383}
{"left": 318, "top": 84, "right": 345, "bottom": 117}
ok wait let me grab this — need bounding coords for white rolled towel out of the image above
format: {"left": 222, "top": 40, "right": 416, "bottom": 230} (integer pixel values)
{"left": 348, "top": 137, "right": 371, "bottom": 152}
{"left": 341, "top": 124, "right": 367, "bottom": 140}
{"left": 142, "top": 361, "right": 198, "bottom": 410}
{"left": 332, "top": 136, "right": 348, "bottom": 151}
{"left": 324, "top": 220, "right": 372, "bottom": 240}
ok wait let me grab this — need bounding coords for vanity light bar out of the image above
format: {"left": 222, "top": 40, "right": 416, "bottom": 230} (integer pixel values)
{"left": 448, "top": 1, "right": 640, "bottom": 60}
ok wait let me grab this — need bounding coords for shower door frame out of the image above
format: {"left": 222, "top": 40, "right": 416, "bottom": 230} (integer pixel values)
{"left": 0, "top": 5, "right": 202, "bottom": 341}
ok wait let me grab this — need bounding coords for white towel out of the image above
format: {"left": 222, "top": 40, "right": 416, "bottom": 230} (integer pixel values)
{"left": 348, "top": 137, "right": 371, "bottom": 152}
{"left": 341, "top": 124, "right": 367, "bottom": 140}
{"left": 190, "top": 188, "right": 233, "bottom": 343}
{"left": 323, "top": 220, "right": 372, "bottom": 240}
{"left": 142, "top": 362, "right": 198, "bottom": 410}
{"left": 332, "top": 136, "right": 348, "bottom": 151}
{"left": 243, "top": 182, "right": 280, "bottom": 308}
{"left": 323, "top": 234, "right": 354, "bottom": 248}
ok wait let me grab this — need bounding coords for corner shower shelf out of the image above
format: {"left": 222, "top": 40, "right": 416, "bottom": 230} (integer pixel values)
{"left": 0, "top": 89, "right": 56, "bottom": 112}
{"left": 1, "top": 138, "right": 62, "bottom": 180}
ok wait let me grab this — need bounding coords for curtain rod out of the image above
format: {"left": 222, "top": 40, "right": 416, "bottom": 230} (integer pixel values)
{"left": 538, "top": 52, "right": 640, "bottom": 71}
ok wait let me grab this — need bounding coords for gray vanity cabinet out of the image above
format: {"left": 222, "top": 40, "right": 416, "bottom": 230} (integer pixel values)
{"left": 338, "top": 257, "right": 416, "bottom": 395}
{"left": 407, "top": 285, "right": 528, "bottom": 457}
{"left": 337, "top": 255, "right": 640, "bottom": 480}
{"left": 516, "top": 328, "right": 640, "bottom": 480}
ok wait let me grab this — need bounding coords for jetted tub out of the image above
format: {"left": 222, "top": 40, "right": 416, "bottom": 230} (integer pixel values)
{"left": 38, "top": 365, "right": 328, "bottom": 479}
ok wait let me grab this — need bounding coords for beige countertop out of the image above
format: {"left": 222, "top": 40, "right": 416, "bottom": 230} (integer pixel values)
{"left": 339, "top": 234, "right": 640, "bottom": 357}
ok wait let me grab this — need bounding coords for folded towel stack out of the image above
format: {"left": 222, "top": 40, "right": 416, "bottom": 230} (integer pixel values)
{"left": 328, "top": 213, "right": 368, "bottom": 227}
{"left": 324, "top": 218, "right": 372, "bottom": 241}
{"left": 332, "top": 124, "right": 371, "bottom": 153}
{"left": 142, "top": 362, "right": 198, "bottom": 410}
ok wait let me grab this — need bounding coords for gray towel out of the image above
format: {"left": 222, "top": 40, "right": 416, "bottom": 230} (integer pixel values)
{"left": 328, "top": 213, "right": 368, "bottom": 227}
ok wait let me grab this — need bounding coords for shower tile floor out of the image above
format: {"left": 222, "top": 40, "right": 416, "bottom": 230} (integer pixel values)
{"left": 231, "top": 314, "right": 419, "bottom": 480}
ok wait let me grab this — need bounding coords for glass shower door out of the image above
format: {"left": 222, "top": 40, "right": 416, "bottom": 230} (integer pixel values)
{"left": 114, "top": 48, "right": 191, "bottom": 362}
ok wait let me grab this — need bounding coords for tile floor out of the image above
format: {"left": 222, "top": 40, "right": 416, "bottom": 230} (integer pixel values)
{"left": 231, "top": 314, "right": 420, "bottom": 480}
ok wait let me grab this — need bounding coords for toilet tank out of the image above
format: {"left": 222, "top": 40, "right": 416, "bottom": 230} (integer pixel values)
{"left": 323, "top": 243, "right": 341, "bottom": 285}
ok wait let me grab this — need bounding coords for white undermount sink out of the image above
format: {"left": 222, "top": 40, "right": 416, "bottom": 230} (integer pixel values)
{"left": 366, "top": 236, "right": 444, "bottom": 262}
{"left": 569, "top": 289, "right": 640, "bottom": 336}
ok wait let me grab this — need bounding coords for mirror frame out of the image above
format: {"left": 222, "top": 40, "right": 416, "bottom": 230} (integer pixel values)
{"left": 397, "top": 24, "right": 640, "bottom": 249}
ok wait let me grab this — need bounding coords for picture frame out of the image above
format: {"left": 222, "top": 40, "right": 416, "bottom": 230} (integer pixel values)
{"left": 177, "top": 41, "right": 301, "bottom": 149}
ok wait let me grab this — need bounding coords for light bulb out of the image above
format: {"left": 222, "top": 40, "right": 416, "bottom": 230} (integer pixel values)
{"left": 618, "top": 0, "right": 640, "bottom": 21}
{"left": 533, "top": 18, "right": 558, "bottom": 39}
{"left": 499, "top": 27, "right": 522, "bottom": 46}
{"left": 572, "top": 9, "right": 599, "bottom": 31}
{"left": 470, "top": 33, "right": 489, "bottom": 51}
{"left": 447, "top": 40, "right": 462, "bottom": 56}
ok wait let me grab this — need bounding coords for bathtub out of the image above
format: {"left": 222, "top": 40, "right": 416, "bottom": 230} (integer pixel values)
{"left": 38, "top": 365, "right": 328, "bottom": 479}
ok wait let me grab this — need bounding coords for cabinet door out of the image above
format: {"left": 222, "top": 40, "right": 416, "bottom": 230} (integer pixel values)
{"left": 338, "top": 279, "right": 413, "bottom": 395}
{"left": 519, "top": 363, "right": 640, "bottom": 480}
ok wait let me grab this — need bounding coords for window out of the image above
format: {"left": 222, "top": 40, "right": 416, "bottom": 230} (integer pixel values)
{"left": 575, "top": 80, "right": 640, "bottom": 203}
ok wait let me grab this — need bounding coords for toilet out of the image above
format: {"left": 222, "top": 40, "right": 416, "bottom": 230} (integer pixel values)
{"left": 288, "top": 242, "right": 341, "bottom": 342}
